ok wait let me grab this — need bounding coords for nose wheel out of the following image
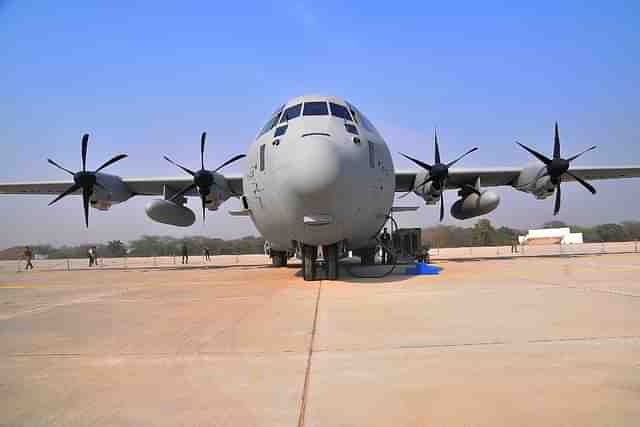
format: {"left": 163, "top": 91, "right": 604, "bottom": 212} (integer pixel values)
{"left": 302, "top": 245, "right": 317, "bottom": 281}
{"left": 323, "top": 244, "right": 339, "bottom": 280}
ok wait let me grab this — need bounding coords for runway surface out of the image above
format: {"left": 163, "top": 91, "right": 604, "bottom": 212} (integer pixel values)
{"left": 1, "top": 254, "right": 639, "bottom": 426}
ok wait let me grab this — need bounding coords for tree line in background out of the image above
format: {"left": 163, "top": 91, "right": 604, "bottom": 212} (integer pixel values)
{"left": 1, "top": 220, "right": 639, "bottom": 260}
{"left": 0, "top": 236, "right": 266, "bottom": 260}
{"left": 423, "top": 220, "right": 640, "bottom": 248}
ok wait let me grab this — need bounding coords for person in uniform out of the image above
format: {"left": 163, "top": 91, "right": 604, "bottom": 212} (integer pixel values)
{"left": 23, "top": 246, "right": 34, "bottom": 270}
{"left": 88, "top": 247, "right": 95, "bottom": 267}
{"left": 203, "top": 247, "right": 211, "bottom": 262}
{"left": 380, "top": 227, "right": 391, "bottom": 264}
{"left": 181, "top": 243, "right": 189, "bottom": 264}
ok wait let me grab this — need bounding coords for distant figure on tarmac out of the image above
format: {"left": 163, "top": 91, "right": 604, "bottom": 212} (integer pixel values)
{"left": 380, "top": 227, "right": 391, "bottom": 264}
{"left": 88, "top": 247, "right": 94, "bottom": 267}
{"left": 181, "top": 243, "right": 189, "bottom": 264}
{"left": 92, "top": 246, "right": 99, "bottom": 266}
{"left": 203, "top": 247, "right": 211, "bottom": 262}
{"left": 23, "top": 246, "right": 34, "bottom": 270}
{"left": 511, "top": 237, "right": 519, "bottom": 253}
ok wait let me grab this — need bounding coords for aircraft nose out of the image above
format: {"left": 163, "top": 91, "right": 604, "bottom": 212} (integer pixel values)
{"left": 287, "top": 135, "right": 341, "bottom": 196}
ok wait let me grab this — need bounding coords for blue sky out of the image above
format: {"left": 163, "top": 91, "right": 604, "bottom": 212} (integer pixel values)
{"left": 1, "top": 1, "right": 639, "bottom": 246}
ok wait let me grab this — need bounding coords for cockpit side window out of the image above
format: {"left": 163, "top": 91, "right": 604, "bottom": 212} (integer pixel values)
{"left": 347, "top": 102, "right": 378, "bottom": 134}
{"left": 258, "top": 107, "right": 283, "bottom": 137}
{"left": 329, "top": 103, "right": 353, "bottom": 121}
{"left": 303, "top": 101, "right": 329, "bottom": 116}
{"left": 280, "top": 103, "right": 302, "bottom": 123}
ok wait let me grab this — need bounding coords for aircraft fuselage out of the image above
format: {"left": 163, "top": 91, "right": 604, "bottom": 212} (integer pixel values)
{"left": 243, "top": 96, "right": 395, "bottom": 253}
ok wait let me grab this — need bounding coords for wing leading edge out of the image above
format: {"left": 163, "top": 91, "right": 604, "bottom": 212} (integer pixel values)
{"left": 394, "top": 166, "right": 640, "bottom": 193}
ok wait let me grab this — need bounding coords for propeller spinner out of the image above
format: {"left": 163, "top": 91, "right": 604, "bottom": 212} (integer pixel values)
{"left": 399, "top": 129, "right": 479, "bottom": 221}
{"left": 516, "top": 122, "right": 596, "bottom": 215}
{"left": 164, "top": 132, "right": 246, "bottom": 223}
{"left": 47, "top": 134, "right": 128, "bottom": 227}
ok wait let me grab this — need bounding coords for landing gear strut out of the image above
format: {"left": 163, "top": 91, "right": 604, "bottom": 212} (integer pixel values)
{"left": 271, "top": 251, "right": 288, "bottom": 267}
{"left": 302, "top": 245, "right": 317, "bottom": 281}
{"left": 323, "top": 243, "right": 339, "bottom": 280}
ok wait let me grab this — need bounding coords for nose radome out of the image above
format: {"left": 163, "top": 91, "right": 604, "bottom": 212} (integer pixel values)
{"left": 287, "top": 135, "right": 341, "bottom": 197}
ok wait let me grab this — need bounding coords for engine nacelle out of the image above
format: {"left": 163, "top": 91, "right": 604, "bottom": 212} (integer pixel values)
{"left": 513, "top": 162, "right": 555, "bottom": 199}
{"left": 145, "top": 199, "right": 196, "bottom": 227}
{"left": 91, "top": 200, "right": 113, "bottom": 211}
{"left": 415, "top": 181, "right": 441, "bottom": 205}
{"left": 531, "top": 175, "right": 555, "bottom": 199}
{"left": 451, "top": 190, "right": 500, "bottom": 220}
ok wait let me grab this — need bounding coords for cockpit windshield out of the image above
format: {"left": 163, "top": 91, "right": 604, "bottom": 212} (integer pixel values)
{"left": 258, "top": 106, "right": 283, "bottom": 137}
{"left": 329, "top": 102, "right": 353, "bottom": 121}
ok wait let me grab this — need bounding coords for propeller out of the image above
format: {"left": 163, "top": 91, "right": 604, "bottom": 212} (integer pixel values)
{"left": 47, "top": 134, "right": 128, "bottom": 227}
{"left": 164, "top": 131, "right": 246, "bottom": 223}
{"left": 516, "top": 122, "right": 596, "bottom": 215}
{"left": 399, "top": 129, "right": 479, "bottom": 221}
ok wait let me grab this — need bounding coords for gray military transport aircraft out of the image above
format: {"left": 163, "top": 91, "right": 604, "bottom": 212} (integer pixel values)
{"left": 2, "top": 95, "right": 640, "bottom": 280}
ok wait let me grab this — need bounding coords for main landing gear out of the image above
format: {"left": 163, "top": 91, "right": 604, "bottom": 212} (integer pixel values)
{"left": 271, "top": 250, "right": 288, "bottom": 267}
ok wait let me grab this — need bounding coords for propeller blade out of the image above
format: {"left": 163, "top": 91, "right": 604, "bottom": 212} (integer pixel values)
{"left": 82, "top": 186, "right": 91, "bottom": 227}
{"left": 48, "top": 183, "right": 82, "bottom": 206}
{"left": 565, "top": 171, "right": 597, "bottom": 194}
{"left": 439, "top": 192, "right": 445, "bottom": 221}
{"left": 200, "top": 132, "right": 207, "bottom": 170}
{"left": 168, "top": 183, "right": 197, "bottom": 203}
{"left": 201, "top": 194, "right": 207, "bottom": 224}
{"left": 553, "top": 122, "right": 561, "bottom": 159}
{"left": 164, "top": 156, "right": 195, "bottom": 176}
{"left": 213, "top": 154, "right": 247, "bottom": 173}
{"left": 47, "top": 159, "right": 75, "bottom": 175}
{"left": 81, "top": 134, "right": 89, "bottom": 172}
{"left": 415, "top": 176, "right": 434, "bottom": 191}
{"left": 515, "top": 142, "right": 552, "bottom": 165}
{"left": 447, "top": 147, "right": 479, "bottom": 168}
{"left": 566, "top": 146, "right": 596, "bottom": 162}
{"left": 434, "top": 129, "right": 441, "bottom": 164}
{"left": 95, "top": 154, "right": 128, "bottom": 173}
{"left": 399, "top": 152, "right": 432, "bottom": 171}
{"left": 553, "top": 183, "right": 561, "bottom": 216}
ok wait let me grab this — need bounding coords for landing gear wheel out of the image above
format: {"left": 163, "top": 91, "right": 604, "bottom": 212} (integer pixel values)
{"left": 360, "top": 248, "right": 376, "bottom": 266}
{"left": 323, "top": 244, "right": 339, "bottom": 280}
{"left": 302, "top": 245, "right": 317, "bottom": 281}
{"left": 271, "top": 251, "right": 288, "bottom": 267}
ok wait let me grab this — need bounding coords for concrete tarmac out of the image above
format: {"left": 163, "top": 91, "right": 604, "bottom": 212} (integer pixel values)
{"left": 1, "top": 254, "right": 639, "bottom": 426}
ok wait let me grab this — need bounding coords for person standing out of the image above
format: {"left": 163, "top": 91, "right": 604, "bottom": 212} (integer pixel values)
{"left": 380, "top": 227, "right": 391, "bottom": 264}
{"left": 23, "top": 246, "right": 34, "bottom": 270}
{"left": 511, "top": 237, "right": 519, "bottom": 253}
{"left": 181, "top": 243, "right": 189, "bottom": 264}
{"left": 203, "top": 247, "right": 211, "bottom": 262}
{"left": 92, "top": 246, "right": 99, "bottom": 266}
{"left": 88, "top": 247, "right": 95, "bottom": 267}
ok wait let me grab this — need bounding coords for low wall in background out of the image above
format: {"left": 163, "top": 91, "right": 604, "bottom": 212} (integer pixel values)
{"left": 2, "top": 241, "right": 638, "bottom": 273}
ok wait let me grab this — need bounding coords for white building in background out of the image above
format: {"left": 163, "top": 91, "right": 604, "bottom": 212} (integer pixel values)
{"left": 518, "top": 228, "right": 584, "bottom": 245}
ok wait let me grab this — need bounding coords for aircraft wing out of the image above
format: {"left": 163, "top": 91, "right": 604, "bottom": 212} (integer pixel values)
{"left": 394, "top": 166, "right": 640, "bottom": 192}
{"left": 0, "top": 174, "right": 245, "bottom": 197}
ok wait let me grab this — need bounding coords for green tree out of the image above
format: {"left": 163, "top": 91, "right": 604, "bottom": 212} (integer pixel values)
{"left": 594, "top": 224, "right": 627, "bottom": 242}
{"left": 106, "top": 240, "right": 127, "bottom": 257}
{"left": 472, "top": 219, "right": 496, "bottom": 246}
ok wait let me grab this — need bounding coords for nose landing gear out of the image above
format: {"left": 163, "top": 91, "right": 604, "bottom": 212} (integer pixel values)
{"left": 302, "top": 245, "right": 317, "bottom": 281}
{"left": 301, "top": 243, "right": 340, "bottom": 281}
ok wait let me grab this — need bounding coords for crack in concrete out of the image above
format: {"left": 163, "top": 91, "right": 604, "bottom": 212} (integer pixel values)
{"left": 297, "top": 280, "right": 322, "bottom": 427}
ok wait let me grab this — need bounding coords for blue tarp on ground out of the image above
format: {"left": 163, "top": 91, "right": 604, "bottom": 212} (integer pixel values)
{"left": 405, "top": 262, "right": 440, "bottom": 275}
